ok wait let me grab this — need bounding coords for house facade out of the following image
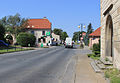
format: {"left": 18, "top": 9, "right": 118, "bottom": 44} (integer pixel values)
{"left": 89, "top": 27, "right": 101, "bottom": 48}
{"left": 27, "top": 18, "right": 52, "bottom": 46}
{"left": 100, "top": 0, "right": 120, "bottom": 69}
{"left": 52, "top": 33, "right": 60, "bottom": 42}
{"left": 81, "top": 32, "right": 86, "bottom": 40}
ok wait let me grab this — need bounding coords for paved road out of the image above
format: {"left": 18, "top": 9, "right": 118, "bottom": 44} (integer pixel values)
{"left": 0, "top": 46, "right": 81, "bottom": 83}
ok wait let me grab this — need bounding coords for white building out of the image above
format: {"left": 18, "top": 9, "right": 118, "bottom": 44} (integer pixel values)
{"left": 27, "top": 18, "right": 52, "bottom": 46}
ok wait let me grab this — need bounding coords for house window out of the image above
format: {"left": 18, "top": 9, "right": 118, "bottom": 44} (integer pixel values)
{"left": 31, "top": 31, "right": 34, "bottom": 34}
{"left": 38, "top": 38, "right": 41, "bottom": 43}
{"left": 42, "top": 31, "right": 45, "bottom": 35}
{"left": 93, "top": 38, "right": 96, "bottom": 40}
{"left": 43, "top": 38, "right": 46, "bottom": 43}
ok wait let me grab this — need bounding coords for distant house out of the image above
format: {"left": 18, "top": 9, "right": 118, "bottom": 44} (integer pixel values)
{"left": 89, "top": 27, "right": 101, "bottom": 47}
{"left": 52, "top": 33, "right": 60, "bottom": 42}
{"left": 81, "top": 32, "right": 86, "bottom": 40}
{"left": 26, "top": 17, "right": 52, "bottom": 46}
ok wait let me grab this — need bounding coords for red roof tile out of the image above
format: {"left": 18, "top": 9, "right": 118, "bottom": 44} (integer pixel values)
{"left": 27, "top": 19, "right": 51, "bottom": 29}
{"left": 89, "top": 27, "right": 101, "bottom": 37}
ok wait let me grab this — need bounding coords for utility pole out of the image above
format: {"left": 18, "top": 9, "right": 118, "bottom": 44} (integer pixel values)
{"left": 78, "top": 23, "right": 86, "bottom": 48}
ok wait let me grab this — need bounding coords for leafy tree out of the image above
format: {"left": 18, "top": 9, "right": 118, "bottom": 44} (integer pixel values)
{"left": 0, "top": 13, "right": 28, "bottom": 37}
{"left": 83, "top": 23, "right": 93, "bottom": 45}
{"left": 61, "top": 32, "right": 68, "bottom": 41}
{"left": 53, "top": 28, "right": 69, "bottom": 41}
{"left": 72, "top": 31, "right": 85, "bottom": 42}
{"left": 17, "top": 32, "right": 36, "bottom": 47}
{"left": 53, "top": 28, "right": 63, "bottom": 39}
{"left": 0, "top": 24, "right": 5, "bottom": 41}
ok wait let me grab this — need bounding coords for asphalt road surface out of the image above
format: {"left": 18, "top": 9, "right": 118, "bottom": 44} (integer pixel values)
{"left": 0, "top": 46, "right": 91, "bottom": 83}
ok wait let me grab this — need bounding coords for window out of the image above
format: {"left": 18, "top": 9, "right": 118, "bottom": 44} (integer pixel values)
{"left": 31, "top": 31, "right": 34, "bottom": 34}
{"left": 42, "top": 31, "right": 45, "bottom": 35}
{"left": 38, "top": 38, "right": 41, "bottom": 43}
{"left": 93, "top": 38, "right": 96, "bottom": 40}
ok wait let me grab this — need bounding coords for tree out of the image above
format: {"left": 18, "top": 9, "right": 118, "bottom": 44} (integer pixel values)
{"left": 53, "top": 28, "right": 63, "bottom": 39}
{"left": 83, "top": 23, "right": 93, "bottom": 45}
{"left": 61, "top": 32, "right": 68, "bottom": 41}
{"left": 72, "top": 31, "right": 85, "bottom": 42}
{"left": 0, "top": 13, "right": 28, "bottom": 37}
{"left": 0, "top": 24, "right": 5, "bottom": 41}
{"left": 17, "top": 32, "right": 36, "bottom": 47}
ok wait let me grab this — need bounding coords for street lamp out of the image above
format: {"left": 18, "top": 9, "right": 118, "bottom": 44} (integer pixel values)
{"left": 78, "top": 24, "right": 86, "bottom": 48}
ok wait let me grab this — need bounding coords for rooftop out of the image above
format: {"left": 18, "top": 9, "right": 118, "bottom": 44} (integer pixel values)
{"left": 27, "top": 18, "right": 51, "bottom": 29}
{"left": 89, "top": 27, "right": 101, "bottom": 37}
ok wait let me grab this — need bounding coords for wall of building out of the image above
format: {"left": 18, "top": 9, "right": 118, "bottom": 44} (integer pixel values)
{"left": 52, "top": 33, "right": 60, "bottom": 41}
{"left": 89, "top": 37, "right": 100, "bottom": 48}
{"left": 27, "top": 29, "right": 51, "bottom": 46}
{"left": 101, "top": 0, "right": 120, "bottom": 69}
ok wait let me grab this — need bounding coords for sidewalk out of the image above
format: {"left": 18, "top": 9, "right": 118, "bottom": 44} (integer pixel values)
{"left": 75, "top": 54, "right": 107, "bottom": 83}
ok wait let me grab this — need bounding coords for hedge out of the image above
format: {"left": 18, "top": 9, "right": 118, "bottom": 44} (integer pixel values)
{"left": 17, "top": 32, "right": 36, "bottom": 47}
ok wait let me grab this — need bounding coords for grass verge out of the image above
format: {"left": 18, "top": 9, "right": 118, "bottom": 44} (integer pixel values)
{"left": 87, "top": 54, "right": 100, "bottom": 60}
{"left": 0, "top": 48, "right": 34, "bottom": 54}
{"left": 105, "top": 68, "right": 120, "bottom": 83}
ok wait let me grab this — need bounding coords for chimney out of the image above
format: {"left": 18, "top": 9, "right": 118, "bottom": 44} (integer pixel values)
{"left": 43, "top": 17, "right": 47, "bottom": 19}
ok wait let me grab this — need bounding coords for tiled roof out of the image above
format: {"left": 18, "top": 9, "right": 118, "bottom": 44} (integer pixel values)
{"left": 27, "top": 19, "right": 51, "bottom": 29}
{"left": 89, "top": 27, "right": 101, "bottom": 37}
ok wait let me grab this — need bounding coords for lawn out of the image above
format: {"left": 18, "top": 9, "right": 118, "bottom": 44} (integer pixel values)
{"left": 0, "top": 47, "right": 34, "bottom": 54}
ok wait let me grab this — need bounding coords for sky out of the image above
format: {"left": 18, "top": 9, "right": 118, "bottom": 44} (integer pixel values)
{"left": 0, "top": 0, "right": 101, "bottom": 37}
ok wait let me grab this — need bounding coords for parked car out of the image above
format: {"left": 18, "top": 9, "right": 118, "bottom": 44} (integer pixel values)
{"left": 48, "top": 39, "right": 58, "bottom": 46}
{"left": 51, "top": 41, "right": 58, "bottom": 46}
{"left": 65, "top": 37, "right": 73, "bottom": 48}
{"left": 0, "top": 40, "right": 9, "bottom": 47}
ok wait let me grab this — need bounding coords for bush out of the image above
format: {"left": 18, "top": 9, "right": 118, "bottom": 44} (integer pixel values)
{"left": 94, "top": 51, "right": 100, "bottom": 55}
{"left": 93, "top": 43, "right": 100, "bottom": 52}
{"left": 17, "top": 32, "right": 36, "bottom": 47}
{"left": 87, "top": 54, "right": 94, "bottom": 57}
{"left": 0, "top": 24, "right": 5, "bottom": 41}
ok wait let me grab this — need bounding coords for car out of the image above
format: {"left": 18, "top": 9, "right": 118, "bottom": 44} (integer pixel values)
{"left": 50, "top": 41, "right": 58, "bottom": 46}
{"left": 65, "top": 37, "right": 73, "bottom": 48}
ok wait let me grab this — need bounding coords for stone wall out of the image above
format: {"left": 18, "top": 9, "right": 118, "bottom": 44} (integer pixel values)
{"left": 100, "top": 0, "right": 120, "bottom": 69}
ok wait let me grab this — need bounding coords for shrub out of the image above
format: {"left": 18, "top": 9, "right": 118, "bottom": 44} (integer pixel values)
{"left": 94, "top": 51, "right": 100, "bottom": 55}
{"left": 105, "top": 68, "right": 120, "bottom": 78}
{"left": 17, "top": 32, "right": 36, "bottom": 47}
{"left": 93, "top": 43, "right": 100, "bottom": 52}
{"left": 87, "top": 54, "right": 94, "bottom": 57}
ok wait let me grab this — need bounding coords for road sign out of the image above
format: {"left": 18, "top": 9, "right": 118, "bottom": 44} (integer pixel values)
{"left": 46, "top": 32, "right": 51, "bottom": 36}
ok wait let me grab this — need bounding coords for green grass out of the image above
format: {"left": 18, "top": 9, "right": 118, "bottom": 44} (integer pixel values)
{"left": 90, "top": 55, "right": 100, "bottom": 60}
{"left": 105, "top": 68, "right": 120, "bottom": 83}
{"left": 87, "top": 53, "right": 100, "bottom": 60}
{"left": 111, "top": 76, "right": 120, "bottom": 83}
{"left": 0, "top": 48, "right": 34, "bottom": 54}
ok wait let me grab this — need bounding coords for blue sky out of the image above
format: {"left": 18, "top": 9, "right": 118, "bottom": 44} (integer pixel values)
{"left": 0, "top": 0, "right": 100, "bottom": 37}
